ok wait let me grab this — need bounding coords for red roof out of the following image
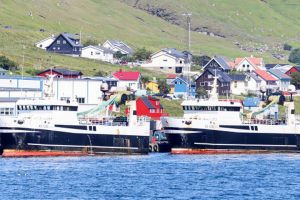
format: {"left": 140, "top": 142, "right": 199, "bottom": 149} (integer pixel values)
{"left": 113, "top": 70, "right": 141, "bottom": 81}
{"left": 254, "top": 69, "right": 277, "bottom": 81}
{"left": 166, "top": 74, "right": 176, "bottom": 79}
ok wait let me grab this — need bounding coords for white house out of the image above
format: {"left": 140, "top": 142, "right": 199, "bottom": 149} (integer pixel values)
{"left": 228, "top": 74, "right": 248, "bottom": 95}
{"left": 234, "top": 56, "right": 265, "bottom": 72}
{"left": 253, "top": 69, "right": 278, "bottom": 96}
{"left": 35, "top": 35, "right": 56, "bottom": 50}
{"left": 81, "top": 45, "right": 114, "bottom": 63}
{"left": 246, "top": 73, "right": 262, "bottom": 96}
{"left": 113, "top": 70, "right": 141, "bottom": 91}
{"left": 102, "top": 40, "right": 133, "bottom": 56}
{"left": 141, "top": 48, "right": 188, "bottom": 74}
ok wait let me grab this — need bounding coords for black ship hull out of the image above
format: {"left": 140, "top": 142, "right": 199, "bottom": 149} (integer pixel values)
{"left": 0, "top": 128, "right": 149, "bottom": 157}
{"left": 164, "top": 127, "right": 300, "bottom": 154}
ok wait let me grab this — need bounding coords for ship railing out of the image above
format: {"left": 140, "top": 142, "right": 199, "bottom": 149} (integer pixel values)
{"left": 78, "top": 117, "right": 129, "bottom": 127}
{"left": 243, "top": 118, "right": 285, "bottom": 125}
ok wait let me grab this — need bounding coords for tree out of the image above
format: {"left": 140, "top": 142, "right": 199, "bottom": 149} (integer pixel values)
{"left": 83, "top": 39, "right": 98, "bottom": 46}
{"left": 283, "top": 43, "right": 292, "bottom": 51}
{"left": 140, "top": 75, "right": 150, "bottom": 89}
{"left": 288, "top": 48, "right": 300, "bottom": 64}
{"left": 291, "top": 72, "right": 300, "bottom": 89}
{"left": 132, "top": 47, "right": 152, "bottom": 61}
{"left": 158, "top": 79, "right": 170, "bottom": 94}
{"left": 113, "top": 51, "right": 125, "bottom": 59}
{"left": 192, "top": 55, "right": 211, "bottom": 67}
{"left": 0, "top": 56, "right": 18, "bottom": 71}
{"left": 196, "top": 87, "right": 208, "bottom": 98}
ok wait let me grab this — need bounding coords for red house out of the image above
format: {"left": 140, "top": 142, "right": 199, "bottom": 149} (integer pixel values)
{"left": 285, "top": 66, "right": 300, "bottom": 76}
{"left": 37, "top": 68, "right": 83, "bottom": 78}
{"left": 136, "top": 96, "right": 168, "bottom": 120}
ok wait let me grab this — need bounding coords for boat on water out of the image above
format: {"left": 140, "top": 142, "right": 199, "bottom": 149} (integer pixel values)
{"left": 0, "top": 76, "right": 150, "bottom": 157}
{"left": 161, "top": 75, "right": 300, "bottom": 154}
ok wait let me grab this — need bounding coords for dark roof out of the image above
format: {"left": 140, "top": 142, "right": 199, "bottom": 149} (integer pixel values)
{"left": 248, "top": 73, "right": 261, "bottom": 82}
{"left": 140, "top": 96, "right": 163, "bottom": 109}
{"left": 214, "top": 56, "right": 231, "bottom": 70}
{"left": 206, "top": 68, "right": 231, "bottom": 83}
{"left": 61, "top": 33, "right": 83, "bottom": 48}
{"left": 38, "top": 68, "right": 82, "bottom": 76}
{"left": 295, "top": 66, "right": 300, "bottom": 72}
{"left": 162, "top": 48, "right": 186, "bottom": 59}
{"left": 228, "top": 74, "right": 246, "bottom": 81}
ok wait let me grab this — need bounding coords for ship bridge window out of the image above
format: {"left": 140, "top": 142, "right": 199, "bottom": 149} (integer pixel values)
{"left": 219, "top": 106, "right": 240, "bottom": 112}
{"left": 0, "top": 107, "right": 14, "bottom": 115}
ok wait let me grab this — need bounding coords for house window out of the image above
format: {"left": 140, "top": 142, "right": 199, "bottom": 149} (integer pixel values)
{"left": 163, "top": 59, "right": 167, "bottom": 62}
{"left": 243, "top": 64, "right": 245, "bottom": 68}
{"left": 57, "top": 40, "right": 60, "bottom": 44}
{"left": 150, "top": 109, "right": 155, "bottom": 113}
{"left": 91, "top": 51, "right": 93, "bottom": 56}
{"left": 53, "top": 47, "right": 56, "bottom": 50}
{"left": 39, "top": 44, "right": 42, "bottom": 47}
{"left": 57, "top": 47, "right": 60, "bottom": 50}
{"left": 160, "top": 67, "right": 164, "bottom": 69}
{"left": 174, "top": 81, "right": 177, "bottom": 84}
{"left": 200, "top": 82, "right": 205, "bottom": 86}
{"left": 76, "top": 97, "right": 85, "bottom": 104}
{"left": 74, "top": 48, "right": 77, "bottom": 51}
{"left": 96, "top": 52, "right": 100, "bottom": 55}
{"left": 180, "top": 60, "right": 182, "bottom": 64}
{"left": 63, "top": 40, "right": 66, "bottom": 44}
{"left": 234, "top": 81, "right": 237, "bottom": 88}
{"left": 168, "top": 67, "right": 172, "bottom": 69}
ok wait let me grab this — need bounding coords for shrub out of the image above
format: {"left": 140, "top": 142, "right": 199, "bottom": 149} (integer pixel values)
{"left": 283, "top": 43, "right": 292, "bottom": 51}
{"left": 288, "top": 48, "right": 300, "bottom": 64}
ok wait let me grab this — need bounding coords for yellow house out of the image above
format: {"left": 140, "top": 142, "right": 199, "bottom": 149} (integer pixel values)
{"left": 146, "top": 81, "right": 160, "bottom": 94}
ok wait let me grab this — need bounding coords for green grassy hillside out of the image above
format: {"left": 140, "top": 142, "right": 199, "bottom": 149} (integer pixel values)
{"left": 0, "top": 0, "right": 299, "bottom": 76}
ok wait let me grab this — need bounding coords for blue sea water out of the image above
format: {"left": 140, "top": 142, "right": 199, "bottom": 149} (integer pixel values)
{"left": 0, "top": 153, "right": 300, "bottom": 200}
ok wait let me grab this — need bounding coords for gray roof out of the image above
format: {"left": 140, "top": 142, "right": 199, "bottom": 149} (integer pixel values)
{"left": 228, "top": 74, "right": 246, "bottom": 81}
{"left": 107, "top": 40, "right": 132, "bottom": 54}
{"left": 206, "top": 68, "right": 231, "bottom": 83}
{"left": 141, "top": 96, "right": 155, "bottom": 109}
{"left": 214, "top": 56, "right": 231, "bottom": 70}
{"left": 61, "top": 33, "right": 83, "bottom": 48}
{"left": 268, "top": 69, "right": 291, "bottom": 80}
{"left": 84, "top": 45, "right": 114, "bottom": 54}
{"left": 249, "top": 72, "right": 262, "bottom": 82}
{"left": 162, "top": 48, "right": 186, "bottom": 59}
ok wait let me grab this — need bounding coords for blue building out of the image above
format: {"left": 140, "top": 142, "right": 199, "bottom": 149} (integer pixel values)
{"left": 46, "top": 33, "right": 83, "bottom": 55}
{"left": 172, "top": 77, "right": 195, "bottom": 98}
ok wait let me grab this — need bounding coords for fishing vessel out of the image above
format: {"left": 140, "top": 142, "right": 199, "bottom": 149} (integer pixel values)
{"left": 161, "top": 75, "right": 300, "bottom": 154}
{"left": 0, "top": 76, "right": 150, "bottom": 157}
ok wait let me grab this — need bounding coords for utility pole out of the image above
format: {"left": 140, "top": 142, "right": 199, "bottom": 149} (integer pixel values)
{"left": 182, "top": 13, "right": 192, "bottom": 98}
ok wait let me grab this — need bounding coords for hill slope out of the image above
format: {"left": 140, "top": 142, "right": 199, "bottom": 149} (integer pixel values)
{"left": 0, "top": 0, "right": 299, "bottom": 76}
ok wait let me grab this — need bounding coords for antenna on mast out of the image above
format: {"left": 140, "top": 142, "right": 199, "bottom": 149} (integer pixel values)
{"left": 182, "top": 12, "right": 192, "bottom": 98}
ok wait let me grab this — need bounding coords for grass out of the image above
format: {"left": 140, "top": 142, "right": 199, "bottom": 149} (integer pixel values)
{"left": 0, "top": 0, "right": 298, "bottom": 77}
{"left": 159, "top": 98, "right": 183, "bottom": 117}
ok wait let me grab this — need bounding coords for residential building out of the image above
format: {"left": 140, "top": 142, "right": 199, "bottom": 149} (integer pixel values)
{"left": 166, "top": 74, "right": 176, "bottom": 85}
{"left": 172, "top": 76, "right": 195, "bottom": 97}
{"left": 228, "top": 74, "right": 248, "bottom": 95}
{"left": 243, "top": 97, "right": 261, "bottom": 111}
{"left": 113, "top": 70, "right": 141, "bottom": 91}
{"left": 35, "top": 35, "right": 56, "bottom": 50}
{"left": 234, "top": 56, "right": 264, "bottom": 72}
{"left": 46, "top": 33, "right": 83, "bottom": 55}
{"left": 203, "top": 56, "right": 231, "bottom": 72}
{"left": 268, "top": 69, "right": 291, "bottom": 92}
{"left": 145, "top": 80, "right": 159, "bottom": 94}
{"left": 253, "top": 69, "right": 278, "bottom": 95}
{"left": 102, "top": 40, "right": 133, "bottom": 56}
{"left": 81, "top": 45, "right": 114, "bottom": 62}
{"left": 141, "top": 48, "right": 190, "bottom": 74}
{"left": 195, "top": 68, "right": 231, "bottom": 96}
{"left": 136, "top": 96, "right": 168, "bottom": 120}
{"left": 265, "top": 64, "right": 289, "bottom": 70}
{"left": 285, "top": 66, "right": 300, "bottom": 76}
{"left": 246, "top": 73, "right": 262, "bottom": 96}
{"left": 37, "top": 68, "right": 82, "bottom": 79}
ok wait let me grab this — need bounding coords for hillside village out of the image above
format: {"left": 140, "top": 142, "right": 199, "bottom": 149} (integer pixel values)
{"left": 0, "top": 31, "right": 299, "bottom": 117}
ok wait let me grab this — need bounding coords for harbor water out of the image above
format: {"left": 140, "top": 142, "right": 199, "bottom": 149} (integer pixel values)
{"left": 1, "top": 153, "right": 300, "bottom": 199}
